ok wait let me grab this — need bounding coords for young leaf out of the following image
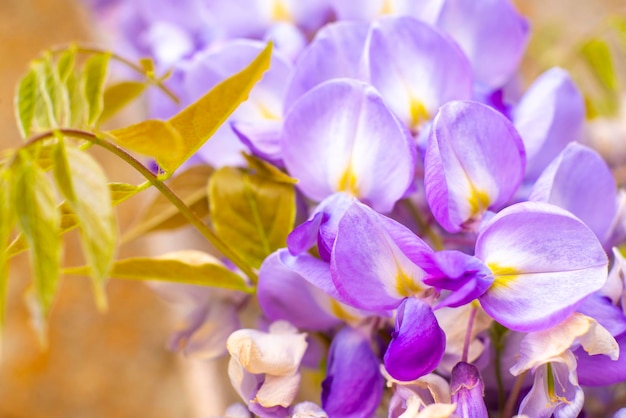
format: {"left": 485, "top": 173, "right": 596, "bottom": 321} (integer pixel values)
{"left": 0, "top": 169, "right": 15, "bottom": 348}
{"left": 14, "top": 67, "right": 37, "bottom": 139}
{"left": 13, "top": 153, "right": 62, "bottom": 318}
{"left": 580, "top": 38, "right": 619, "bottom": 93}
{"left": 611, "top": 16, "right": 626, "bottom": 55}
{"left": 52, "top": 143, "right": 117, "bottom": 309}
{"left": 122, "top": 165, "right": 213, "bottom": 242}
{"left": 100, "top": 81, "right": 146, "bottom": 123}
{"left": 140, "top": 58, "right": 156, "bottom": 79}
{"left": 209, "top": 165, "right": 296, "bottom": 269}
{"left": 56, "top": 46, "right": 77, "bottom": 83}
{"left": 82, "top": 52, "right": 111, "bottom": 126}
{"left": 108, "top": 119, "right": 185, "bottom": 172}
{"left": 110, "top": 182, "right": 141, "bottom": 205}
{"left": 167, "top": 42, "right": 273, "bottom": 171}
{"left": 243, "top": 153, "right": 298, "bottom": 184}
{"left": 64, "top": 250, "right": 253, "bottom": 292}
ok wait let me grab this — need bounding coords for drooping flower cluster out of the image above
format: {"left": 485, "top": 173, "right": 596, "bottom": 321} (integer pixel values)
{"left": 86, "top": 0, "right": 626, "bottom": 416}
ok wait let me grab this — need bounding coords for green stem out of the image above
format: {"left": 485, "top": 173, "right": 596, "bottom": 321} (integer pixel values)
{"left": 402, "top": 198, "right": 444, "bottom": 250}
{"left": 19, "top": 128, "right": 259, "bottom": 284}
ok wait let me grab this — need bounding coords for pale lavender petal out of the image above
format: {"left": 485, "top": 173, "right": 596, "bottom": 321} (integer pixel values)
{"left": 436, "top": 0, "right": 529, "bottom": 89}
{"left": 384, "top": 298, "right": 446, "bottom": 381}
{"left": 284, "top": 21, "right": 370, "bottom": 109}
{"left": 231, "top": 120, "right": 283, "bottom": 165}
{"left": 282, "top": 79, "right": 416, "bottom": 212}
{"left": 529, "top": 143, "right": 617, "bottom": 243}
{"left": 322, "top": 327, "right": 383, "bottom": 417}
{"left": 476, "top": 201, "right": 608, "bottom": 332}
{"left": 369, "top": 16, "right": 472, "bottom": 130}
{"left": 332, "top": 0, "right": 445, "bottom": 24}
{"left": 291, "top": 402, "right": 328, "bottom": 418}
{"left": 258, "top": 251, "right": 342, "bottom": 331}
{"left": 331, "top": 201, "right": 433, "bottom": 310}
{"left": 450, "top": 362, "right": 488, "bottom": 418}
{"left": 514, "top": 68, "right": 585, "bottom": 180}
{"left": 424, "top": 101, "right": 526, "bottom": 233}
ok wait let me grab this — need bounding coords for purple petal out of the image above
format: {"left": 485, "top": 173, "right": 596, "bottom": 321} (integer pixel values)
{"left": 322, "top": 327, "right": 383, "bottom": 417}
{"left": 258, "top": 251, "right": 342, "bottom": 331}
{"left": 282, "top": 79, "right": 416, "bottom": 212}
{"left": 450, "top": 362, "right": 488, "bottom": 418}
{"left": 576, "top": 331, "right": 626, "bottom": 386}
{"left": 529, "top": 143, "right": 617, "bottom": 244}
{"left": 384, "top": 298, "right": 446, "bottom": 381}
{"left": 284, "top": 21, "right": 370, "bottom": 110}
{"left": 514, "top": 68, "right": 585, "bottom": 180}
{"left": 369, "top": 16, "right": 472, "bottom": 130}
{"left": 436, "top": 0, "right": 529, "bottom": 89}
{"left": 424, "top": 251, "right": 493, "bottom": 308}
{"left": 331, "top": 201, "right": 433, "bottom": 311}
{"left": 424, "top": 101, "right": 526, "bottom": 233}
{"left": 476, "top": 201, "right": 608, "bottom": 332}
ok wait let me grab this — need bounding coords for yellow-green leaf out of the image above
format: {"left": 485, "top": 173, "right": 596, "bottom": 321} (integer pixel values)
{"left": 122, "top": 165, "right": 213, "bottom": 243}
{"left": 15, "top": 67, "right": 37, "bottom": 139}
{"left": 209, "top": 165, "right": 295, "bottom": 269}
{"left": 110, "top": 182, "right": 141, "bottom": 205}
{"left": 83, "top": 52, "right": 111, "bottom": 126}
{"left": 56, "top": 46, "right": 76, "bottom": 83}
{"left": 611, "top": 16, "right": 626, "bottom": 54}
{"left": 108, "top": 119, "right": 185, "bottom": 172}
{"left": 52, "top": 144, "right": 117, "bottom": 309}
{"left": 167, "top": 42, "right": 272, "bottom": 171}
{"left": 13, "top": 153, "right": 61, "bottom": 318}
{"left": 0, "top": 170, "right": 15, "bottom": 347}
{"left": 64, "top": 250, "right": 252, "bottom": 292}
{"left": 243, "top": 153, "right": 298, "bottom": 184}
{"left": 140, "top": 58, "right": 156, "bottom": 78}
{"left": 100, "top": 81, "right": 146, "bottom": 123}
{"left": 580, "top": 38, "right": 619, "bottom": 93}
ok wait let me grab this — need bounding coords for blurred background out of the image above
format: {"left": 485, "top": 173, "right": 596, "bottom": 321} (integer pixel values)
{"left": 0, "top": 0, "right": 625, "bottom": 417}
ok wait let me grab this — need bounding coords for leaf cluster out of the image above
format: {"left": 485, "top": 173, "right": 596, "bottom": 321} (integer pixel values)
{"left": 1, "top": 42, "right": 294, "bottom": 345}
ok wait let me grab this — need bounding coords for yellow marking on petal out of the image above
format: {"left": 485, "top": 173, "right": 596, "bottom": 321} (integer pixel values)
{"left": 337, "top": 166, "right": 360, "bottom": 197}
{"left": 256, "top": 101, "right": 281, "bottom": 121}
{"left": 468, "top": 188, "right": 491, "bottom": 218}
{"left": 487, "top": 263, "right": 519, "bottom": 289}
{"left": 272, "top": 0, "right": 292, "bottom": 22}
{"left": 379, "top": 0, "right": 395, "bottom": 15}
{"left": 395, "top": 269, "right": 423, "bottom": 298}
{"left": 409, "top": 96, "right": 430, "bottom": 131}
{"left": 330, "top": 299, "right": 359, "bottom": 323}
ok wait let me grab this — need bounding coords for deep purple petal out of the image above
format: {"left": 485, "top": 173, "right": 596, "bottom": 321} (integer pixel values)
{"left": 282, "top": 79, "right": 416, "bottom": 212}
{"left": 513, "top": 68, "right": 585, "bottom": 180}
{"left": 576, "top": 331, "right": 626, "bottom": 386}
{"left": 322, "top": 327, "right": 383, "bottom": 418}
{"left": 424, "top": 100, "right": 526, "bottom": 232}
{"left": 384, "top": 298, "right": 446, "bottom": 381}
{"left": 477, "top": 201, "right": 608, "bottom": 332}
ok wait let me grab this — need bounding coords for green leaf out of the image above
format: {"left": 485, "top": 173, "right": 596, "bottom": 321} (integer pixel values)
{"left": 14, "top": 67, "right": 37, "bottom": 139}
{"left": 122, "top": 165, "right": 213, "bottom": 242}
{"left": 167, "top": 42, "right": 272, "bottom": 172}
{"left": 209, "top": 165, "right": 295, "bottom": 269}
{"left": 243, "top": 153, "right": 298, "bottom": 184}
{"left": 13, "top": 153, "right": 62, "bottom": 318}
{"left": 56, "top": 46, "right": 76, "bottom": 83}
{"left": 52, "top": 144, "right": 117, "bottom": 309}
{"left": 580, "top": 38, "right": 619, "bottom": 92}
{"left": 0, "top": 169, "right": 15, "bottom": 349}
{"left": 82, "top": 52, "right": 111, "bottom": 127}
{"left": 66, "top": 71, "right": 86, "bottom": 128}
{"left": 108, "top": 119, "right": 185, "bottom": 172}
{"left": 109, "top": 182, "right": 141, "bottom": 205}
{"left": 100, "top": 81, "right": 146, "bottom": 123}
{"left": 64, "top": 250, "right": 253, "bottom": 292}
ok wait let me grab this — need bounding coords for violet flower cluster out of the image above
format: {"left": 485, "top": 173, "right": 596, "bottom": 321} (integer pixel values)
{"left": 86, "top": 0, "right": 626, "bottom": 417}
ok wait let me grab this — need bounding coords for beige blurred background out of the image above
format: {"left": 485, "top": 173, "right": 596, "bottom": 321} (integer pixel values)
{"left": 0, "top": 0, "right": 625, "bottom": 417}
